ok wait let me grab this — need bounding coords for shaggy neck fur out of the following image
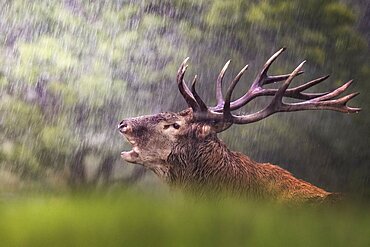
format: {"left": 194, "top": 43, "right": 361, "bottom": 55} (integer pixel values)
{"left": 166, "top": 134, "right": 261, "bottom": 198}
{"left": 165, "top": 134, "right": 331, "bottom": 203}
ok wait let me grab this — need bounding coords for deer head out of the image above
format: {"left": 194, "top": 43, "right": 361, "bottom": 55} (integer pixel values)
{"left": 118, "top": 48, "right": 360, "bottom": 175}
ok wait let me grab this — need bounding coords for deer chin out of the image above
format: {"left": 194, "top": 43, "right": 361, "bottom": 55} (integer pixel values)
{"left": 121, "top": 148, "right": 140, "bottom": 163}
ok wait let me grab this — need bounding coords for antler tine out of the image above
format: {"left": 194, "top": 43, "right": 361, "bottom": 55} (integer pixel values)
{"left": 255, "top": 75, "right": 331, "bottom": 101}
{"left": 268, "top": 61, "right": 306, "bottom": 107}
{"left": 223, "top": 64, "right": 249, "bottom": 119}
{"left": 191, "top": 75, "right": 208, "bottom": 111}
{"left": 177, "top": 57, "right": 199, "bottom": 110}
{"left": 292, "top": 75, "right": 330, "bottom": 92}
{"left": 252, "top": 47, "right": 286, "bottom": 87}
{"left": 264, "top": 71, "right": 304, "bottom": 85}
{"left": 309, "top": 80, "right": 354, "bottom": 102}
{"left": 335, "top": 92, "right": 361, "bottom": 113}
{"left": 279, "top": 75, "right": 330, "bottom": 100}
{"left": 215, "top": 60, "right": 231, "bottom": 108}
{"left": 283, "top": 92, "right": 361, "bottom": 113}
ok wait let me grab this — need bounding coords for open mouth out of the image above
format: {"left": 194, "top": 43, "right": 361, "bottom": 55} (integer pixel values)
{"left": 120, "top": 133, "right": 140, "bottom": 163}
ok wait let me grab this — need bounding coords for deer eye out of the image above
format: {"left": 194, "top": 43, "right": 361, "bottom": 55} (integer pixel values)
{"left": 163, "top": 123, "right": 180, "bottom": 130}
{"left": 172, "top": 123, "right": 180, "bottom": 129}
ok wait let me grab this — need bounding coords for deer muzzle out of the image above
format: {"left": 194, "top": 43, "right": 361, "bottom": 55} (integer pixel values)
{"left": 118, "top": 119, "right": 140, "bottom": 163}
{"left": 118, "top": 120, "right": 133, "bottom": 134}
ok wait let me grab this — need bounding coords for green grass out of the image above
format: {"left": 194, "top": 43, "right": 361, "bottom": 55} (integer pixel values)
{"left": 0, "top": 191, "right": 369, "bottom": 247}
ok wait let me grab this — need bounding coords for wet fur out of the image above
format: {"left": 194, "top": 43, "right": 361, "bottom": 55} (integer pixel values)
{"left": 167, "top": 133, "right": 330, "bottom": 202}
{"left": 120, "top": 109, "right": 333, "bottom": 203}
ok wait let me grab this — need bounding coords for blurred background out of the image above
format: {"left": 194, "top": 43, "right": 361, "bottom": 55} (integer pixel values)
{"left": 0, "top": 0, "right": 369, "bottom": 197}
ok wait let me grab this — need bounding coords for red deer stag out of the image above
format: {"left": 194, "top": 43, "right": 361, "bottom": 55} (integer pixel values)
{"left": 118, "top": 48, "right": 360, "bottom": 203}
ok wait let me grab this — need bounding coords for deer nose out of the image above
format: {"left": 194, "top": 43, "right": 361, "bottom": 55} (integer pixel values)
{"left": 118, "top": 120, "right": 132, "bottom": 134}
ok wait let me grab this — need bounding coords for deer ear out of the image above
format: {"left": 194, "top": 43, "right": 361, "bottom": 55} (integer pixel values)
{"left": 195, "top": 125, "right": 213, "bottom": 139}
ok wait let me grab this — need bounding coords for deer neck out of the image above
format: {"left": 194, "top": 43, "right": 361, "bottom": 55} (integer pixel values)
{"left": 165, "top": 135, "right": 243, "bottom": 192}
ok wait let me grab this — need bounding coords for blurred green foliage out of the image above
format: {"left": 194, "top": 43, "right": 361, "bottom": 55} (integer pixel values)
{"left": 0, "top": 0, "right": 368, "bottom": 196}
{"left": 0, "top": 192, "right": 369, "bottom": 247}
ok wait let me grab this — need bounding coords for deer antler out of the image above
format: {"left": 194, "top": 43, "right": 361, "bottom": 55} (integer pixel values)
{"left": 176, "top": 48, "right": 361, "bottom": 130}
{"left": 211, "top": 48, "right": 328, "bottom": 112}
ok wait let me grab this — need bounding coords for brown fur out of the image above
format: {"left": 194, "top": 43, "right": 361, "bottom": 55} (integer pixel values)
{"left": 119, "top": 109, "right": 332, "bottom": 203}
